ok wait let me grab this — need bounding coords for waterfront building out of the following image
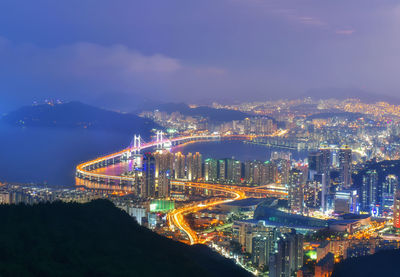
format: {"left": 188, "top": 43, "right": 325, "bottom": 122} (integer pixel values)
{"left": 226, "top": 158, "right": 242, "bottom": 183}
{"left": 142, "top": 153, "right": 156, "bottom": 197}
{"left": 193, "top": 152, "right": 202, "bottom": 180}
{"left": 174, "top": 152, "right": 186, "bottom": 179}
{"left": 244, "top": 161, "right": 254, "bottom": 184}
{"left": 204, "top": 158, "right": 218, "bottom": 181}
{"left": 218, "top": 159, "right": 226, "bottom": 181}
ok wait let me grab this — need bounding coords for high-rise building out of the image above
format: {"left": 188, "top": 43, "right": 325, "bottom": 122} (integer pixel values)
{"left": 142, "top": 153, "right": 156, "bottom": 198}
{"left": 154, "top": 151, "right": 174, "bottom": 178}
{"left": 319, "top": 148, "right": 331, "bottom": 175}
{"left": 253, "top": 161, "right": 263, "bottom": 185}
{"left": 193, "top": 152, "right": 202, "bottom": 180}
{"left": 204, "top": 158, "right": 218, "bottom": 181}
{"left": 394, "top": 193, "right": 400, "bottom": 229}
{"left": 261, "top": 161, "right": 278, "bottom": 184}
{"left": 226, "top": 158, "right": 242, "bottom": 183}
{"left": 308, "top": 152, "right": 322, "bottom": 174}
{"left": 174, "top": 152, "right": 186, "bottom": 179}
{"left": 361, "top": 170, "right": 379, "bottom": 212}
{"left": 339, "top": 146, "right": 352, "bottom": 188}
{"left": 244, "top": 161, "right": 254, "bottom": 184}
{"left": 393, "top": 178, "right": 400, "bottom": 229}
{"left": 383, "top": 174, "right": 398, "bottom": 207}
{"left": 157, "top": 171, "right": 170, "bottom": 198}
{"left": 218, "top": 159, "right": 226, "bottom": 181}
{"left": 275, "top": 158, "right": 291, "bottom": 185}
{"left": 334, "top": 190, "right": 358, "bottom": 214}
{"left": 288, "top": 169, "right": 304, "bottom": 214}
{"left": 252, "top": 228, "right": 278, "bottom": 269}
{"left": 244, "top": 118, "right": 251, "bottom": 134}
{"left": 269, "top": 230, "right": 304, "bottom": 277}
{"left": 255, "top": 117, "right": 276, "bottom": 135}
{"left": 186, "top": 152, "right": 194, "bottom": 180}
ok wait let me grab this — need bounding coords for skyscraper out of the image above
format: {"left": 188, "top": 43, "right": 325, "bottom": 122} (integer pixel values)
{"left": 269, "top": 230, "right": 304, "bottom": 277}
{"left": 186, "top": 152, "right": 194, "bottom": 180}
{"left": 142, "top": 153, "right": 156, "bottom": 198}
{"left": 383, "top": 174, "right": 398, "bottom": 207}
{"left": 218, "top": 159, "right": 226, "bottom": 181}
{"left": 226, "top": 158, "right": 242, "bottom": 183}
{"left": 361, "top": 170, "right": 378, "bottom": 212}
{"left": 204, "top": 158, "right": 218, "bottom": 181}
{"left": 394, "top": 188, "right": 400, "bottom": 229}
{"left": 174, "top": 152, "right": 186, "bottom": 179}
{"left": 339, "top": 146, "right": 352, "bottom": 188}
{"left": 193, "top": 152, "right": 202, "bottom": 180}
{"left": 288, "top": 169, "right": 304, "bottom": 214}
{"left": 154, "top": 151, "right": 173, "bottom": 198}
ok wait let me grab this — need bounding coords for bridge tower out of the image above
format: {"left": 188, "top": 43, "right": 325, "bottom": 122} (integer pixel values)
{"left": 133, "top": 135, "right": 141, "bottom": 154}
{"left": 130, "top": 135, "right": 142, "bottom": 167}
{"left": 156, "top": 130, "right": 164, "bottom": 150}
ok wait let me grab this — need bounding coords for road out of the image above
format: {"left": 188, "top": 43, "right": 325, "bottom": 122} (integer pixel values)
{"left": 75, "top": 133, "right": 289, "bottom": 244}
{"left": 167, "top": 182, "right": 245, "bottom": 244}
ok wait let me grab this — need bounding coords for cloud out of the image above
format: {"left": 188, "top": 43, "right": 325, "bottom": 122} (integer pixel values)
{"left": 335, "top": 29, "right": 355, "bottom": 35}
{"left": 0, "top": 38, "right": 229, "bottom": 109}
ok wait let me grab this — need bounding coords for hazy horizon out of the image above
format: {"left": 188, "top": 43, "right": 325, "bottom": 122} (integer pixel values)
{"left": 1, "top": 0, "right": 400, "bottom": 111}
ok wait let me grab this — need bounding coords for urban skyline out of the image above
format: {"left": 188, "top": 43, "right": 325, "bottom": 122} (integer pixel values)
{"left": 1, "top": 1, "right": 400, "bottom": 276}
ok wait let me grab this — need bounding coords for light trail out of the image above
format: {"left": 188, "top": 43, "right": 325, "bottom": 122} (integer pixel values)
{"left": 167, "top": 182, "right": 245, "bottom": 244}
{"left": 75, "top": 133, "right": 288, "bottom": 245}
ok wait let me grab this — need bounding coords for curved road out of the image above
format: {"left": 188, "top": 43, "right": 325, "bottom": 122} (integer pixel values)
{"left": 76, "top": 134, "right": 287, "bottom": 245}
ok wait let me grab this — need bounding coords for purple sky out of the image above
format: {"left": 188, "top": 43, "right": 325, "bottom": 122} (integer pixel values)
{"left": 0, "top": 0, "right": 399, "bottom": 111}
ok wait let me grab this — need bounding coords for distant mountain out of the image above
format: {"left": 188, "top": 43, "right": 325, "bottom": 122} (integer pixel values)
{"left": 1, "top": 101, "right": 160, "bottom": 137}
{"left": 0, "top": 200, "right": 252, "bottom": 277}
{"left": 307, "top": 112, "right": 367, "bottom": 121}
{"left": 144, "top": 102, "right": 252, "bottom": 123}
{"left": 332, "top": 249, "right": 400, "bottom": 277}
{"left": 302, "top": 88, "right": 400, "bottom": 104}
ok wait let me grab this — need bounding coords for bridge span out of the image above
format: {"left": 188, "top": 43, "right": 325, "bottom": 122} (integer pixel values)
{"left": 75, "top": 133, "right": 288, "bottom": 244}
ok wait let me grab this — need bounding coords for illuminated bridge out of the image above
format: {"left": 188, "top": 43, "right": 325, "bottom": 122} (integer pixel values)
{"left": 76, "top": 132, "right": 287, "bottom": 197}
{"left": 75, "top": 132, "right": 288, "bottom": 244}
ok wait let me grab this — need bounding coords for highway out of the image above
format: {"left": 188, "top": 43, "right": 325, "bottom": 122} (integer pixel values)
{"left": 75, "top": 133, "right": 288, "bottom": 245}
{"left": 167, "top": 182, "right": 246, "bottom": 244}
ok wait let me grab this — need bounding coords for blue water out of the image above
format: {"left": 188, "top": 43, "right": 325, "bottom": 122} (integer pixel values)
{"left": 0, "top": 123, "right": 133, "bottom": 186}
{"left": 0, "top": 123, "right": 309, "bottom": 186}
{"left": 172, "top": 141, "right": 308, "bottom": 162}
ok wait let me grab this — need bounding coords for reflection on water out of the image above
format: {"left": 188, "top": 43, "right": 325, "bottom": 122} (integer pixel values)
{"left": 0, "top": 123, "right": 309, "bottom": 188}
{"left": 82, "top": 141, "right": 309, "bottom": 187}
{"left": 172, "top": 141, "right": 308, "bottom": 162}
{"left": 0, "top": 123, "right": 132, "bottom": 186}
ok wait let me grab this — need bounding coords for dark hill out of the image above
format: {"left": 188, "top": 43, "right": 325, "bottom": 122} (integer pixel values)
{"left": 0, "top": 200, "right": 252, "bottom": 277}
{"left": 332, "top": 249, "right": 400, "bottom": 277}
{"left": 1, "top": 101, "right": 160, "bottom": 137}
{"left": 151, "top": 102, "right": 252, "bottom": 123}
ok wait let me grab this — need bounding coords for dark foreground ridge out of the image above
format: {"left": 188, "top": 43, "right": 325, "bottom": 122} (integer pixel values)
{"left": 332, "top": 249, "right": 400, "bottom": 277}
{"left": 0, "top": 200, "right": 252, "bottom": 277}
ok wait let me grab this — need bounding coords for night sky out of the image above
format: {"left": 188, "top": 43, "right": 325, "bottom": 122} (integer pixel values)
{"left": 0, "top": 0, "right": 399, "bottom": 112}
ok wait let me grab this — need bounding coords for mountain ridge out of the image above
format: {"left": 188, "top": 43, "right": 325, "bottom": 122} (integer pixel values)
{"left": 1, "top": 101, "right": 160, "bottom": 138}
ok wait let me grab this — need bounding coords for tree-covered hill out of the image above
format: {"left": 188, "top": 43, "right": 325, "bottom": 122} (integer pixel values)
{"left": 0, "top": 200, "right": 251, "bottom": 277}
